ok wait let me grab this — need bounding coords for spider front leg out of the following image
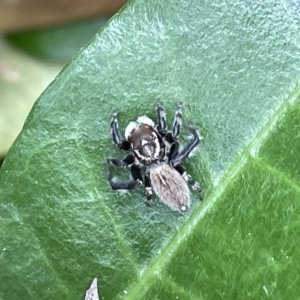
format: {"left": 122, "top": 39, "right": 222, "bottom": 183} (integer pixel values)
{"left": 172, "top": 101, "right": 183, "bottom": 139}
{"left": 170, "top": 121, "right": 200, "bottom": 167}
{"left": 156, "top": 103, "right": 167, "bottom": 136}
{"left": 107, "top": 162, "right": 142, "bottom": 190}
{"left": 175, "top": 165, "right": 203, "bottom": 200}
{"left": 110, "top": 112, "right": 130, "bottom": 150}
{"left": 107, "top": 153, "right": 135, "bottom": 168}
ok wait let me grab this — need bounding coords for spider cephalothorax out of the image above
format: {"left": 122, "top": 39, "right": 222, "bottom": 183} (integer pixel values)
{"left": 125, "top": 116, "right": 163, "bottom": 164}
{"left": 107, "top": 102, "right": 203, "bottom": 212}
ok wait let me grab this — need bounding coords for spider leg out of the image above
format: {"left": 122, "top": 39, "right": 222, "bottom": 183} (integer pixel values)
{"left": 156, "top": 102, "right": 167, "bottom": 136}
{"left": 172, "top": 101, "right": 183, "bottom": 139}
{"left": 174, "top": 165, "right": 203, "bottom": 200}
{"left": 160, "top": 102, "right": 183, "bottom": 159}
{"left": 144, "top": 173, "right": 153, "bottom": 206}
{"left": 167, "top": 138, "right": 180, "bottom": 161}
{"left": 107, "top": 153, "right": 135, "bottom": 168}
{"left": 107, "top": 163, "right": 142, "bottom": 190}
{"left": 107, "top": 172, "right": 141, "bottom": 190}
{"left": 170, "top": 121, "right": 200, "bottom": 166}
{"left": 130, "top": 165, "right": 143, "bottom": 182}
{"left": 110, "top": 111, "right": 130, "bottom": 150}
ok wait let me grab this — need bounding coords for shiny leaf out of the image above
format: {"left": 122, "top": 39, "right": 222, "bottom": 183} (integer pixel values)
{"left": 1, "top": 0, "right": 300, "bottom": 299}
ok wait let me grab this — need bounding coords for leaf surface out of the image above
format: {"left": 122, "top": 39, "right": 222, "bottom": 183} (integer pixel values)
{"left": 1, "top": 0, "right": 300, "bottom": 299}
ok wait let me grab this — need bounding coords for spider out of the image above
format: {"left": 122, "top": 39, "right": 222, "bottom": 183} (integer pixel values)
{"left": 107, "top": 102, "right": 203, "bottom": 212}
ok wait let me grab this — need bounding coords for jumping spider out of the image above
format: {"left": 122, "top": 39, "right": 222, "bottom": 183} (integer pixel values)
{"left": 107, "top": 102, "right": 203, "bottom": 212}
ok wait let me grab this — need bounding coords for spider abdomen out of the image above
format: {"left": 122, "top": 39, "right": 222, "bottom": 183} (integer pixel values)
{"left": 149, "top": 164, "right": 190, "bottom": 212}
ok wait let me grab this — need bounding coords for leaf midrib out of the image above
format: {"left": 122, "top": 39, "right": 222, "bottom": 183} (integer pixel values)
{"left": 126, "top": 83, "right": 300, "bottom": 299}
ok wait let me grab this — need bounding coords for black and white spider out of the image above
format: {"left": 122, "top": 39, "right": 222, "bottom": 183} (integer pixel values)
{"left": 107, "top": 102, "right": 203, "bottom": 212}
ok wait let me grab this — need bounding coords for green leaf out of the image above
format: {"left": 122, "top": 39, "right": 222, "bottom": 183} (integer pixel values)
{"left": 1, "top": 0, "right": 300, "bottom": 299}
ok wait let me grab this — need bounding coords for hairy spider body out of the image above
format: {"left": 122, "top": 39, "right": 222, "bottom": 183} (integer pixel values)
{"left": 149, "top": 163, "right": 190, "bottom": 211}
{"left": 107, "top": 102, "right": 203, "bottom": 212}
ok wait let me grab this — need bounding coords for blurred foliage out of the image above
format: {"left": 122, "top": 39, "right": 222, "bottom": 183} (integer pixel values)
{"left": 0, "top": 155, "right": 4, "bottom": 168}
{"left": 6, "top": 17, "right": 109, "bottom": 62}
